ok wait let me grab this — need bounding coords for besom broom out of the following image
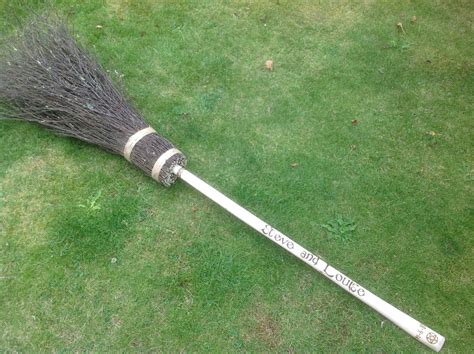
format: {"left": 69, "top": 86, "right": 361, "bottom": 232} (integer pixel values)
{"left": 0, "top": 14, "right": 445, "bottom": 351}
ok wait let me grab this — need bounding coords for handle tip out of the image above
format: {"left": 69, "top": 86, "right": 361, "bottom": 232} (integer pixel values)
{"left": 433, "top": 335, "right": 445, "bottom": 352}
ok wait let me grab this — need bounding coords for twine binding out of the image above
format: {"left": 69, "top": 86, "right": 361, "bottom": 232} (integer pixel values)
{"left": 123, "top": 127, "right": 156, "bottom": 161}
{"left": 151, "top": 148, "right": 183, "bottom": 182}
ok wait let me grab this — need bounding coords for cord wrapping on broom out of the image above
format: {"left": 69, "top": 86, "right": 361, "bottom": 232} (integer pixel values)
{"left": 123, "top": 126, "right": 156, "bottom": 161}
{"left": 123, "top": 126, "right": 185, "bottom": 186}
{"left": 151, "top": 148, "right": 183, "bottom": 182}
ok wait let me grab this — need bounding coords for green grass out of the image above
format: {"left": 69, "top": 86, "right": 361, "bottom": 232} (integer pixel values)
{"left": 1, "top": 0, "right": 473, "bottom": 351}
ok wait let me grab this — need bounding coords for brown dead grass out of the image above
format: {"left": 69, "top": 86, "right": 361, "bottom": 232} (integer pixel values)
{"left": 253, "top": 305, "right": 282, "bottom": 348}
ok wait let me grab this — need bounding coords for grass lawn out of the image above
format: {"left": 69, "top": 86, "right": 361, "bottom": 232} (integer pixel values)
{"left": 1, "top": 0, "right": 472, "bottom": 351}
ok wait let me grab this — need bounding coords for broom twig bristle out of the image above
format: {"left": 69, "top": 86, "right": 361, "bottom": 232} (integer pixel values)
{"left": 0, "top": 13, "right": 186, "bottom": 186}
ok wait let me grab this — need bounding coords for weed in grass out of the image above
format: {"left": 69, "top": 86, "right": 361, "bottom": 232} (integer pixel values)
{"left": 78, "top": 190, "right": 102, "bottom": 211}
{"left": 384, "top": 39, "right": 411, "bottom": 50}
{"left": 321, "top": 215, "right": 357, "bottom": 241}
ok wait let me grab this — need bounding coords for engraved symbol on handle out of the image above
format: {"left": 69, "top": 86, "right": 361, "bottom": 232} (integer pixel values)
{"left": 426, "top": 332, "right": 439, "bottom": 344}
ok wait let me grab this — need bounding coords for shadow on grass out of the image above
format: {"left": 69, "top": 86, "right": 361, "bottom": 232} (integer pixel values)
{"left": 46, "top": 189, "right": 143, "bottom": 264}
